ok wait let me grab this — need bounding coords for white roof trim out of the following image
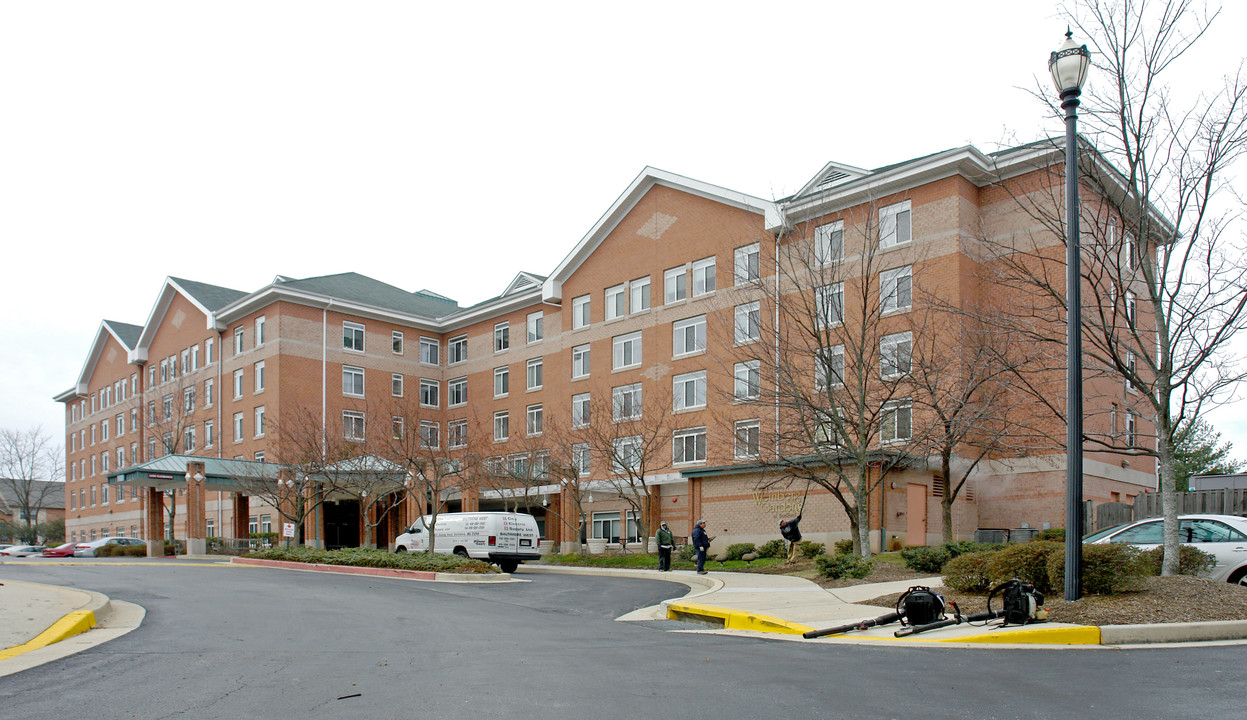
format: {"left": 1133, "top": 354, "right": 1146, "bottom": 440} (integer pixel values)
{"left": 543, "top": 166, "right": 779, "bottom": 302}
{"left": 133, "top": 277, "right": 218, "bottom": 355}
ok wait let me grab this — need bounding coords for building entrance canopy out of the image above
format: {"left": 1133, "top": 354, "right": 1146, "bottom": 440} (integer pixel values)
{"left": 106, "top": 454, "right": 283, "bottom": 493}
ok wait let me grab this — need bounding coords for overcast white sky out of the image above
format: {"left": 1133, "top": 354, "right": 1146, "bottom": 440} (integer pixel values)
{"left": 2, "top": 1, "right": 1244, "bottom": 465}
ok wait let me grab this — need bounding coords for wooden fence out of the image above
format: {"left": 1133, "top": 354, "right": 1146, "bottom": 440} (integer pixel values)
{"left": 1133, "top": 488, "right": 1247, "bottom": 520}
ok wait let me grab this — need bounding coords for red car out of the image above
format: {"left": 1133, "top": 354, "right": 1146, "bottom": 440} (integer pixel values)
{"left": 42, "top": 542, "right": 77, "bottom": 557}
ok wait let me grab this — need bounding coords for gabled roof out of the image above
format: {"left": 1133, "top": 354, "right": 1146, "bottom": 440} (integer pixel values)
{"left": 502, "top": 272, "right": 546, "bottom": 297}
{"left": 271, "top": 272, "right": 461, "bottom": 318}
{"left": 543, "top": 166, "right": 779, "bottom": 302}
{"left": 132, "top": 277, "right": 248, "bottom": 362}
{"left": 169, "top": 276, "right": 248, "bottom": 312}
{"left": 0, "top": 479, "right": 65, "bottom": 512}
{"left": 55, "top": 319, "right": 146, "bottom": 400}
{"left": 789, "top": 160, "right": 871, "bottom": 200}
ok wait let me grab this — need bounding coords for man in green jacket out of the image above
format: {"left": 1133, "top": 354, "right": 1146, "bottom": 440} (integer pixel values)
{"left": 656, "top": 522, "right": 675, "bottom": 571}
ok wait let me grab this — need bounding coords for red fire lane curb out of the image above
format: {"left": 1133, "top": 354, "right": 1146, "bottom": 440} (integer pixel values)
{"left": 231, "top": 557, "right": 437, "bottom": 580}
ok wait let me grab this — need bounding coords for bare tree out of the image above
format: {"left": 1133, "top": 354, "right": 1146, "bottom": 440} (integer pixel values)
{"left": 739, "top": 200, "right": 931, "bottom": 557}
{"left": 0, "top": 427, "right": 64, "bottom": 543}
{"left": 989, "top": 0, "right": 1247, "bottom": 573}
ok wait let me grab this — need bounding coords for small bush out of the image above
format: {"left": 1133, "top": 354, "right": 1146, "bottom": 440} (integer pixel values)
{"left": 945, "top": 540, "right": 1001, "bottom": 558}
{"left": 985, "top": 541, "right": 1062, "bottom": 593}
{"left": 678, "top": 545, "right": 696, "bottom": 562}
{"left": 943, "top": 551, "right": 996, "bottom": 592}
{"left": 900, "top": 546, "right": 952, "bottom": 574}
{"left": 1047, "top": 543, "right": 1149, "bottom": 594}
{"left": 122, "top": 544, "right": 147, "bottom": 557}
{"left": 725, "top": 543, "right": 757, "bottom": 561}
{"left": 833, "top": 539, "right": 855, "bottom": 555}
{"left": 1033, "top": 528, "right": 1065, "bottom": 542}
{"left": 1137, "top": 545, "right": 1217, "bottom": 577}
{"left": 757, "top": 539, "right": 786, "bottom": 558}
{"left": 815, "top": 553, "right": 874, "bottom": 579}
{"left": 798, "top": 541, "right": 825, "bottom": 558}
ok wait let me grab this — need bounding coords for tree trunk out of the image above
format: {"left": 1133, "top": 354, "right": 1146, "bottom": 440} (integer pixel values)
{"left": 855, "top": 488, "right": 873, "bottom": 558}
{"left": 1158, "top": 437, "right": 1180, "bottom": 576}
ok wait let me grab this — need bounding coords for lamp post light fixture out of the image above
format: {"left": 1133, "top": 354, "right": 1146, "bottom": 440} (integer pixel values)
{"left": 1050, "top": 29, "right": 1092, "bottom": 602}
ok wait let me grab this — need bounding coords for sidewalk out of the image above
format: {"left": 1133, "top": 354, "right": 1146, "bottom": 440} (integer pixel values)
{"left": 519, "top": 565, "right": 1247, "bottom": 646}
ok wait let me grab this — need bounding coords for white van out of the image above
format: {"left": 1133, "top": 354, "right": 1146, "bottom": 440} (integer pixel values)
{"left": 393, "top": 512, "right": 541, "bottom": 573}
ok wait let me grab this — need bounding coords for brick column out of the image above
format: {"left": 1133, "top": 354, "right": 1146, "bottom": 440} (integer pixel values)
{"left": 185, "top": 461, "right": 207, "bottom": 555}
{"left": 146, "top": 487, "right": 165, "bottom": 557}
{"left": 233, "top": 494, "right": 250, "bottom": 540}
{"left": 460, "top": 484, "right": 479, "bottom": 512}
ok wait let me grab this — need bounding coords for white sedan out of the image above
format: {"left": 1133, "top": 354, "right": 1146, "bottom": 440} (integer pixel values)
{"left": 0, "top": 545, "right": 46, "bottom": 557}
{"left": 1084, "top": 513, "right": 1247, "bottom": 585}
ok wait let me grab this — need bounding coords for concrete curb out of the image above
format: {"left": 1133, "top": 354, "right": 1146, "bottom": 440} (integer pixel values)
{"left": 666, "top": 602, "right": 815, "bottom": 635}
{"left": 230, "top": 557, "right": 514, "bottom": 582}
{"left": 1100, "top": 619, "right": 1247, "bottom": 645}
{"left": 0, "top": 581, "right": 112, "bottom": 661}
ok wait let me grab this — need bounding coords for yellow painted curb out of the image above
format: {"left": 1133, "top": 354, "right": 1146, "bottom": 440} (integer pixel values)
{"left": 0, "top": 610, "right": 97, "bottom": 661}
{"left": 936, "top": 625, "right": 1102, "bottom": 645}
{"left": 666, "top": 602, "right": 815, "bottom": 635}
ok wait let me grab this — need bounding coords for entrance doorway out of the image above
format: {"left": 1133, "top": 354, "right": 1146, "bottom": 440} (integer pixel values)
{"left": 324, "top": 499, "right": 360, "bottom": 549}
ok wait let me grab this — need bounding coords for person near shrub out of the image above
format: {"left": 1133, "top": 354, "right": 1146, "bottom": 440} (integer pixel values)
{"left": 779, "top": 514, "right": 802, "bottom": 563}
{"left": 691, "top": 520, "right": 713, "bottom": 574}
{"left": 656, "top": 522, "right": 675, "bottom": 571}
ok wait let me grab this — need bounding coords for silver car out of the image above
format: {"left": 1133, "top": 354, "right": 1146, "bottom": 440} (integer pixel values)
{"left": 1084, "top": 513, "right": 1247, "bottom": 585}
{"left": 73, "top": 536, "right": 146, "bottom": 557}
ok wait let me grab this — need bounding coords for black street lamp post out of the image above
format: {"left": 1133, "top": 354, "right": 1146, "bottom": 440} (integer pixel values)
{"left": 1050, "top": 30, "right": 1092, "bottom": 602}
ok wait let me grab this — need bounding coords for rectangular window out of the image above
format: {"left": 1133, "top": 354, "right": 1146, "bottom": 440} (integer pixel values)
{"left": 393, "top": 331, "right": 404, "bottom": 355}
{"left": 613, "top": 331, "right": 643, "bottom": 369}
{"left": 631, "top": 276, "right": 651, "bottom": 312}
{"left": 204, "top": 378, "right": 214, "bottom": 407}
{"left": 392, "top": 373, "right": 404, "bottom": 397}
{"left": 613, "top": 435, "right": 643, "bottom": 473}
{"left": 573, "top": 443, "right": 591, "bottom": 475}
{"left": 881, "top": 399, "right": 912, "bottom": 443}
{"left": 116, "top": 414, "right": 124, "bottom": 436}
{"left": 343, "top": 366, "right": 364, "bottom": 397}
{"left": 673, "top": 370, "right": 707, "bottom": 411}
{"left": 494, "top": 366, "right": 509, "bottom": 397}
{"left": 880, "top": 200, "right": 912, "bottom": 248}
{"left": 816, "top": 345, "right": 846, "bottom": 390}
{"left": 205, "top": 338, "right": 214, "bottom": 364}
{"left": 734, "top": 360, "right": 760, "bottom": 400}
{"left": 494, "top": 411, "right": 509, "bottom": 442}
{"left": 343, "top": 410, "right": 365, "bottom": 441}
{"left": 392, "top": 416, "right": 405, "bottom": 440}
{"left": 880, "top": 266, "right": 912, "bottom": 313}
{"left": 814, "top": 221, "right": 844, "bottom": 264}
{"left": 205, "top": 420, "right": 214, "bottom": 448}
{"left": 605, "top": 283, "right": 627, "bottom": 321}
{"left": 673, "top": 427, "right": 707, "bottom": 465}
{"left": 184, "top": 387, "right": 195, "bottom": 414}
{"left": 572, "top": 392, "right": 590, "bottom": 428}
{"left": 735, "top": 302, "right": 760, "bottom": 343}
{"left": 162, "top": 395, "right": 173, "bottom": 421}
{"left": 448, "top": 377, "right": 467, "bottom": 406}
{"left": 527, "top": 311, "right": 544, "bottom": 343}
{"left": 254, "top": 406, "right": 266, "bottom": 437}
{"left": 664, "top": 266, "right": 687, "bottom": 304}
{"left": 420, "top": 379, "right": 439, "bottom": 408}
{"left": 672, "top": 316, "right": 706, "bottom": 357}
{"left": 448, "top": 335, "right": 467, "bottom": 364}
{"left": 420, "top": 421, "right": 439, "bottom": 449}
{"left": 816, "top": 283, "right": 844, "bottom": 327}
{"left": 448, "top": 419, "right": 467, "bottom": 449}
{"left": 420, "top": 337, "right": 439, "bottom": 365}
{"left": 1126, "top": 351, "right": 1137, "bottom": 393}
{"left": 526, "top": 357, "right": 543, "bottom": 390}
{"left": 612, "top": 383, "right": 642, "bottom": 421}
{"left": 191, "top": 346, "right": 199, "bottom": 372}
{"left": 343, "top": 321, "right": 364, "bottom": 352}
{"left": 101, "top": 419, "right": 109, "bottom": 441}
{"left": 181, "top": 349, "right": 189, "bottom": 375}
{"left": 254, "top": 360, "right": 266, "bottom": 392}
{"left": 117, "top": 446, "right": 125, "bottom": 469}
{"left": 526, "top": 404, "right": 543, "bottom": 436}
{"left": 735, "top": 243, "right": 760, "bottom": 284}
{"left": 233, "top": 369, "right": 245, "bottom": 399}
{"left": 572, "top": 295, "right": 591, "bottom": 329}
{"left": 233, "top": 412, "right": 244, "bottom": 442}
{"left": 735, "top": 419, "right": 761, "bottom": 459}
{"left": 1125, "top": 410, "right": 1137, "bottom": 446}
{"left": 880, "top": 331, "right": 913, "bottom": 378}
{"left": 255, "top": 316, "right": 266, "bottom": 346}
{"left": 494, "top": 322, "right": 510, "bottom": 352}
{"left": 692, "top": 257, "right": 716, "bottom": 296}
{"left": 234, "top": 326, "right": 245, "bottom": 355}
{"left": 1125, "top": 291, "right": 1137, "bottom": 328}
{"left": 572, "top": 343, "right": 591, "bottom": 379}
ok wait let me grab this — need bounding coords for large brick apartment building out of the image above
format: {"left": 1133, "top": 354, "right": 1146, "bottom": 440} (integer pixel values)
{"left": 55, "top": 141, "right": 1158, "bottom": 554}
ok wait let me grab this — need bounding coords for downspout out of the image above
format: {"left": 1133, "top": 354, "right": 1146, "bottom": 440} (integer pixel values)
{"left": 773, "top": 230, "right": 781, "bottom": 461}
{"left": 323, "top": 302, "right": 331, "bottom": 453}
{"left": 216, "top": 330, "right": 224, "bottom": 459}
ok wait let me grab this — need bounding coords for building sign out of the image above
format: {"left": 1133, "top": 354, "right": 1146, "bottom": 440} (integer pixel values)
{"left": 283, "top": 523, "right": 295, "bottom": 538}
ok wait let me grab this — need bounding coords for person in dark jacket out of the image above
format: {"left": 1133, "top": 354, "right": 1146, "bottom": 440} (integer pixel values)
{"left": 656, "top": 522, "right": 675, "bottom": 571}
{"left": 691, "top": 519, "right": 713, "bottom": 574}
{"left": 780, "top": 514, "right": 802, "bottom": 563}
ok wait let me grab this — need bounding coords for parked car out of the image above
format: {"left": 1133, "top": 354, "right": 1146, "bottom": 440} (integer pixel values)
{"left": 73, "top": 537, "right": 146, "bottom": 557}
{"left": 42, "top": 542, "right": 78, "bottom": 557}
{"left": 1084, "top": 513, "right": 1247, "bottom": 585}
{"left": 0, "top": 544, "right": 46, "bottom": 556}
